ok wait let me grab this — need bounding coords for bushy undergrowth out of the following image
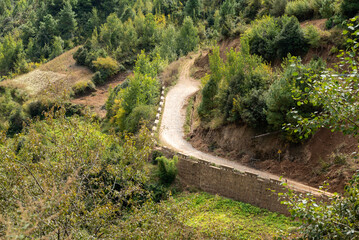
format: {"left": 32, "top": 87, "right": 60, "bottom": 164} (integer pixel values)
{"left": 71, "top": 80, "right": 96, "bottom": 97}
{"left": 285, "top": 0, "right": 314, "bottom": 21}
{"left": 199, "top": 46, "right": 272, "bottom": 130}
{"left": 106, "top": 52, "right": 161, "bottom": 133}
{"left": 92, "top": 56, "right": 121, "bottom": 85}
{"left": 0, "top": 87, "right": 27, "bottom": 134}
{"left": 242, "top": 15, "right": 308, "bottom": 63}
{"left": 198, "top": 46, "right": 327, "bottom": 141}
{"left": 303, "top": 25, "right": 321, "bottom": 48}
{"left": 156, "top": 156, "right": 178, "bottom": 185}
{"left": 265, "top": 56, "right": 325, "bottom": 141}
{"left": 0, "top": 108, "right": 157, "bottom": 238}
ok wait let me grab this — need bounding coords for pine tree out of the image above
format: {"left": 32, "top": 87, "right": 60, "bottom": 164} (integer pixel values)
{"left": 184, "top": 0, "right": 203, "bottom": 21}
{"left": 85, "top": 8, "right": 100, "bottom": 37}
{"left": 37, "top": 14, "right": 58, "bottom": 47}
{"left": 58, "top": 1, "right": 77, "bottom": 40}
{"left": 50, "top": 36, "right": 64, "bottom": 59}
{"left": 177, "top": 17, "right": 199, "bottom": 55}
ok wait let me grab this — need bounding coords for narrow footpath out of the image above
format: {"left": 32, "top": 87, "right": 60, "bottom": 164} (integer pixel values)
{"left": 159, "top": 54, "right": 329, "bottom": 197}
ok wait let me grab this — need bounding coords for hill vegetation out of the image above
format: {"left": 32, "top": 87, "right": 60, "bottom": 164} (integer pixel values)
{"left": 0, "top": 0, "right": 358, "bottom": 239}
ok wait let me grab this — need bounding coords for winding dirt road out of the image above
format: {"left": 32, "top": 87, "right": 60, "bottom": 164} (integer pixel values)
{"left": 159, "top": 54, "right": 329, "bottom": 196}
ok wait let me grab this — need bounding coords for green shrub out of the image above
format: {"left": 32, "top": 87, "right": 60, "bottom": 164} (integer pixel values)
{"left": 26, "top": 100, "right": 50, "bottom": 118}
{"left": 243, "top": 16, "right": 280, "bottom": 62}
{"left": 198, "top": 47, "right": 223, "bottom": 121}
{"left": 124, "top": 104, "right": 156, "bottom": 133}
{"left": 73, "top": 46, "right": 88, "bottom": 65}
{"left": 242, "top": 16, "right": 307, "bottom": 62}
{"left": 330, "top": 46, "right": 339, "bottom": 55}
{"left": 92, "top": 71, "right": 104, "bottom": 85}
{"left": 199, "top": 46, "right": 272, "bottom": 129}
{"left": 234, "top": 88, "right": 268, "bottom": 129}
{"left": 0, "top": 89, "right": 21, "bottom": 119}
{"left": 303, "top": 25, "right": 321, "bottom": 48}
{"left": 341, "top": 0, "right": 359, "bottom": 18}
{"left": 156, "top": 156, "right": 178, "bottom": 185}
{"left": 325, "top": 15, "right": 346, "bottom": 29}
{"left": 71, "top": 80, "right": 96, "bottom": 97}
{"left": 319, "top": 0, "right": 335, "bottom": 18}
{"left": 265, "top": 56, "right": 325, "bottom": 140}
{"left": 270, "top": 0, "right": 287, "bottom": 17}
{"left": 221, "top": 67, "right": 270, "bottom": 127}
{"left": 107, "top": 53, "right": 160, "bottom": 133}
{"left": 274, "top": 16, "right": 308, "bottom": 60}
{"left": 198, "top": 77, "right": 218, "bottom": 120}
{"left": 244, "top": 0, "right": 261, "bottom": 21}
{"left": 7, "top": 108, "right": 26, "bottom": 136}
{"left": 151, "top": 150, "right": 163, "bottom": 165}
{"left": 92, "top": 56, "right": 120, "bottom": 81}
{"left": 285, "top": 0, "right": 314, "bottom": 21}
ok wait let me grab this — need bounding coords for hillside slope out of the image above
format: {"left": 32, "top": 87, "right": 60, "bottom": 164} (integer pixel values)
{"left": 0, "top": 47, "right": 93, "bottom": 96}
{"left": 187, "top": 23, "right": 358, "bottom": 193}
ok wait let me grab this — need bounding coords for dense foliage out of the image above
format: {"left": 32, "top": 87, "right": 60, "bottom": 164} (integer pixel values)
{"left": 287, "top": 17, "right": 359, "bottom": 139}
{"left": 199, "top": 46, "right": 273, "bottom": 129}
{"left": 0, "top": 108, "right": 156, "bottom": 238}
{"left": 0, "top": 0, "right": 354, "bottom": 79}
{"left": 279, "top": 17, "right": 359, "bottom": 239}
{"left": 241, "top": 15, "right": 307, "bottom": 62}
{"left": 0, "top": 0, "right": 358, "bottom": 238}
{"left": 156, "top": 155, "right": 178, "bottom": 185}
{"left": 265, "top": 56, "right": 326, "bottom": 140}
{"left": 106, "top": 52, "right": 161, "bottom": 133}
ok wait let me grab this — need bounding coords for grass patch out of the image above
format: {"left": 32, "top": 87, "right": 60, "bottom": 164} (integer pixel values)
{"left": 170, "top": 192, "right": 299, "bottom": 239}
{"left": 184, "top": 96, "right": 195, "bottom": 135}
{"left": 1, "top": 47, "right": 94, "bottom": 97}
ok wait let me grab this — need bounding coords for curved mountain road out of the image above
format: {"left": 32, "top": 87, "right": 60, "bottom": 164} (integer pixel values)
{"left": 159, "top": 54, "right": 329, "bottom": 197}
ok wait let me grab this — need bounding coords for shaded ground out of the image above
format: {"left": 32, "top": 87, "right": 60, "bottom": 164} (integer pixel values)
{"left": 71, "top": 71, "right": 130, "bottom": 118}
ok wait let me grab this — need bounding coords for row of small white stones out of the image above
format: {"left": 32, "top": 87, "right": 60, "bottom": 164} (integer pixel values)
{"left": 151, "top": 86, "right": 165, "bottom": 137}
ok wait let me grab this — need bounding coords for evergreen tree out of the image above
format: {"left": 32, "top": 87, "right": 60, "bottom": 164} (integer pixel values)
{"left": 177, "top": 16, "right": 199, "bottom": 55}
{"left": 37, "top": 14, "right": 58, "bottom": 47}
{"left": 184, "top": 0, "right": 203, "bottom": 21}
{"left": 58, "top": 1, "right": 78, "bottom": 40}
{"left": 50, "top": 36, "right": 64, "bottom": 59}
{"left": 0, "top": 34, "right": 24, "bottom": 75}
{"left": 274, "top": 17, "right": 307, "bottom": 59}
{"left": 220, "top": 0, "right": 236, "bottom": 36}
{"left": 85, "top": 8, "right": 100, "bottom": 37}
{"left": 157, "top": 25, "right": 178, "bottom": 62}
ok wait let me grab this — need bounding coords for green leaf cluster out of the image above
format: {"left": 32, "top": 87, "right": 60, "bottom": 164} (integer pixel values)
{"left": 0, "top": 108, "right": 155, "bottom": 238}
{"left": 106, "top": 52, "right": 161, "bottom": 133}
{"left": 199, "top": 46, "right": 272, "bottom": 129}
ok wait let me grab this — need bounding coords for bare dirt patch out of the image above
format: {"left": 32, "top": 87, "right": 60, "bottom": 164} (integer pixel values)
{"left": 71, "top": 71, "right": 130, "bottom": 118}
{"left": 188, "top": 122, "right": 358, "bottom": 194}
{"left": 300, "top": 18, "right": 327, "bottom": 30}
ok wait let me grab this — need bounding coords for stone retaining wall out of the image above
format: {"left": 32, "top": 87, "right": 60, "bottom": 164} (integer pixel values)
{"left": 160, "top": 147, "right": 296, "bottom": 215}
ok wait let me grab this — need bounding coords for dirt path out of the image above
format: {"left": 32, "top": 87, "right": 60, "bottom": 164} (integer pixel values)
{"left": 160, "top": 54, "right": 329, "bottom": 196}
{"left": 71, "top": 72, "right": 130, "bottom": 118}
